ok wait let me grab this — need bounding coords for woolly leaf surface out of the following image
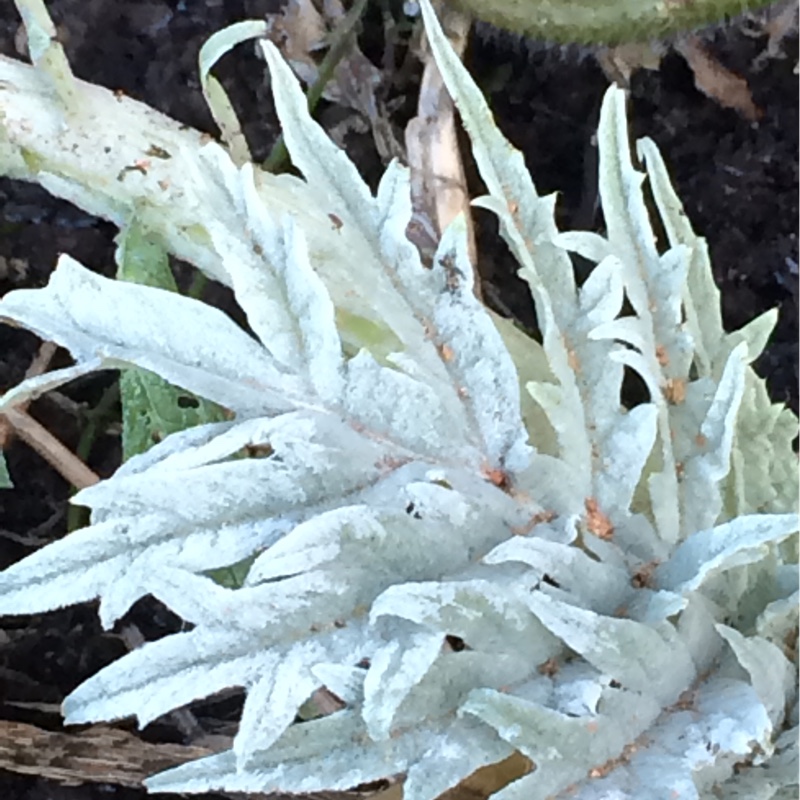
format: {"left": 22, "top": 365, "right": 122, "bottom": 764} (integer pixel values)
{"left": 0, "top": 2, "right": 796, "bottom": 798}
{"left": 0, "top": 256, "right": 293, "bottom": 416}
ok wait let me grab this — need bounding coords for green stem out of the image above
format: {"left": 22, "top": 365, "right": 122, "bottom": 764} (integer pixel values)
{"left": 67, "top": 380, "right": 120, "bottom": 531}
{"left": 262, "top": 0, "right": 370, "bottom": 173}
{"left": 449, "top": 0, "right": 777, "bottom": 45}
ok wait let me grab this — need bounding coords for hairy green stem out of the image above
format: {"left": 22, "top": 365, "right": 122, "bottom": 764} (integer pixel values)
{"left": 448, "top": 0, "right": 778, "bottom": 44}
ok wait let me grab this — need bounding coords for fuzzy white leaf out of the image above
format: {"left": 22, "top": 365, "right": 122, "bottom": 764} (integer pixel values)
{"left": 637, "top": 136, "right": 722, "bottom": 377}
{"left": 432, "top": 215, "right": 530, "bottom": 472}
{"left": 259, "top": 39, "right": 443, "bottom": 379}
{"left": 560, "top": 676, "right": 775, "bottom": 800}
{"left": 0, "top": 412, "right": 393, "bottom": 623}
{"left": 370, "top": 577, "right": 560, "bottom": 664}
{"left": 679, "top": 344, "right": 746, "bottom": 534}
{"left": 197, "top": 20, "right": 266, "bottom": 164}
{"left": 0, "top": 359, "right": 104, "bottom": 411}
{"left": 577, "top": 254, "right": 625, "bottom": 327}
{"left": 462, "top": 686, "right": 660, "bottom": 800}
{"left": 343, "top": 349, "right": 468, "bottom": 459}
{"left": 403, "top": 717, "right": 516, "bottom": 800}
{"left": 0, "top": 256, "right": 295, "bottom": 416}
{"left": 235, "top": 644, "right": 330, "bottom": 767}
{"left": 483, "top": 537, "right": 631, "bottom": 617}
{"left": 552, "top": 231, "right": 613, "bottom": 265}
{"left": 524, "top": 592, "right": 695, "bottom": 705}
{"left": 363, "top": 627, "right": 443, "bottom": 741}
{"left": 64, "top": 588, "right": 372, "bottom": 729}
{"left": 146, "top": 711, "right": 416, "bottom": 794}
{"left": 716, "top": 626, "right": 794, "bottom": 728}
{"left": 656, "top": 514, "right": 799, "bottom": 593}
{"left": 208, "top": 161, "right": 345, "bottom": 403}
{"left": 63, "top": 625, "right": 274, "bottom": 726}
{"left": 593, "top": 403, "right": 658, "bottom": 516}
{"left": 0, "top": 518, "right": 141, "bottom": 618}
{"left": 146, "top": 710, "right": 480, "bottom": 798}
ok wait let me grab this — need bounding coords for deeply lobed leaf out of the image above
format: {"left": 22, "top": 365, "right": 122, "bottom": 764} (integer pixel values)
{"left": 0, "top": 1, "right": 796, "bottom": 798}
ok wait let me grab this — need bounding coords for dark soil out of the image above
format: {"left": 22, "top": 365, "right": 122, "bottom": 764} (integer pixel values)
{"left": 0, "top": 1, "right": 797, "bottom": 798}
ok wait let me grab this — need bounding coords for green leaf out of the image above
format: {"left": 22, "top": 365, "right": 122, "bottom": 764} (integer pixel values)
{"left": 115, "top": 217, "right": 228, "bottom": 460}
{"left": 198, "top": 19, "right": 269, "bottom": 165}
{"left": 0, "top": 452, "right": 12, "bottom": 488}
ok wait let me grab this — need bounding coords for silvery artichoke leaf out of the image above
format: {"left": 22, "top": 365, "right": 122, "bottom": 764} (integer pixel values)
{"left": 62, "top": 483, "right": 527, "bottom": 735}
{"left": 423, "top": 2, "right": 663, "bottom": 505}
{"left": 0, "top": 358, "right": 104, "bottom": 412}
{"left": 0, "top": 410, "right": 391, "bottom": 624}
{"left": 482, "top": 536, "right": 632, "bottom": 616}
{"left": 416, "top": 3, "right": 587, "bottom": 457}
{"left": 655, "top": 513, "right": 799, "bottom": 595}
{"left": 363, "top": 579, "right": 561, "bottom": 739}
{"left": 205, "top": 165, "right": 344, "bottom": 403}
{"left": 362, "top": 629, "right": 529, "bottom": 750}
{"left": 676, "top": 344, "right": 747, "bottom": 534}
{"left": 0, "top": 255, "right": 299, "bottom": 417}
{"left": 370, "top": 576, "right": 562, "bottom": 663}
{"left": 63, "top": 606, "right": 372, "bottom": 734}
{"left": 461, "top": 684, "right": 662, "bottom": 800}
{"left": 146, "top": 708, "right": 513, "bottom": 800}
{"left": 589, "top": 401, "right": 658, "bottom": 526}
{"left": 75, "top": 412, "right": 384, "bottom": 521}
{"left": 258, "top": 37, "right": 529, "bottom": 470}
{"left": 259, "top": 39, "right": 447, "bottom": 382}
{"left": 430, "top": 214, "right": 531, "bottom": 471}
{"left": 545, "top": 675, "right": 779, "bottom": 800}
{"left": 716, "top": 625, "right": 795, "bottom": 728}
{"left": 638, "top": 136, "right": 799, "bottom": 518}
{"left": 523, "top": 592, "right": 696, "bottom": 707}
{"left": 729, "top": 368, "right": 799, "bottom": 516}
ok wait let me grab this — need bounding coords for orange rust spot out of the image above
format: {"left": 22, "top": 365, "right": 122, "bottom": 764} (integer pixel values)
{"left": 631, "top": 560, "right": 659, "bottom": 589}
{"left": 484, "top": 467, "right": 510, "bottom": 489}
{"left": 584, "top": 497, "right": 614, "bottom": 540}
{"left": 439, "top": 343, "right": 455, "bottom": 362}
{"left": 568, "top": 348, "right": 580, "bottom": 372}
{"left": 537, "top": 657, "right": 559, "bottom": 677}
{"left": 587, "top": 741, "right": 640, "bottom": 779}
{"left": 695, "top": 432, "right": 707, "bottom": 447}
{"left": 670, "top": 689, "right": 697, "bottom": 711}
{"left": 663, "top": 377, "right": 686, "bottom": 404}
{"left": 655, "top": 344, "right": 669, "bottom": 366}
{"left": 510, "top": 509, "right": 557, "bottom": 536}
